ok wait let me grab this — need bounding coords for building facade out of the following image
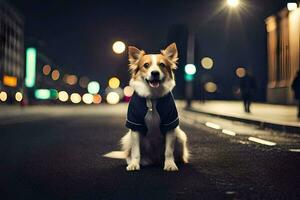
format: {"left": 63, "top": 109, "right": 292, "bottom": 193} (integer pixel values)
{"left": 265, "top": 6, "right": 300, "bottom": 104}
{"left": 0, "top": 0, "right": 24, "bottom": 98}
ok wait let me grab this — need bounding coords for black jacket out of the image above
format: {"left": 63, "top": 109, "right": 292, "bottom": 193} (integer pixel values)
{"left": 125, "top": 92, "right": 179, "bottom": 135}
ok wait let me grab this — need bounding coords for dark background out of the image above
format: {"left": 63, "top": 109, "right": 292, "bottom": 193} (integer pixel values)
{"left": 8, "top": 0, "right": 290, "bottom": 100}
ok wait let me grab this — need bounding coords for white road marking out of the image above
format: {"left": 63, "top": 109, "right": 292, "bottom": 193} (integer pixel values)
{"left": 289, "top": 149, "right": 300, "bottom": 152}
{"left": 222, "top": 129, "right": 236, "bottom": 136}
{"left": 248, "top": 137, "right": 276, "bottom": 146}
{"left": 205, "top": 122, "right": 221, "bottom": 130}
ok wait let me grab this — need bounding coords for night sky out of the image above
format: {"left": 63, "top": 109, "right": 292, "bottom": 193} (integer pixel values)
{"left": 8, "top": 0, "right": 290, "bottom": 100}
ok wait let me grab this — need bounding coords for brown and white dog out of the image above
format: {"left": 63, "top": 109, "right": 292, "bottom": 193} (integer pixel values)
{"left": 104, "top": 43, "right": 190, "bottom": 171}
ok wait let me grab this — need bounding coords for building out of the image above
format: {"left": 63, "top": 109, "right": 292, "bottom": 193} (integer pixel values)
{"left": 265, "top": 5, "right": 300, "bottom": 104}
{"left": 0, "top": 0, "right": 24, "bottom": 101}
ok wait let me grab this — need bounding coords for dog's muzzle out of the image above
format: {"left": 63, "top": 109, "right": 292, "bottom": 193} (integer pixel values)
{"left": 146, "top": 71, "right": 164, "bottom": 88}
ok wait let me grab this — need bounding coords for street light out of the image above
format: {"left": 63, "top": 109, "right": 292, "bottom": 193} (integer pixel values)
{"left": 227, "top": 0, "right": 240, "bottom": 8}
{"left": 112, "top": 41, "right": 126, "bottom": 54}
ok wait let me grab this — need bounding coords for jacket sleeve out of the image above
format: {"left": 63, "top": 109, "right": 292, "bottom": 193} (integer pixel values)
{"left": 125, "top": 94, "right": 148, "bottom": 133}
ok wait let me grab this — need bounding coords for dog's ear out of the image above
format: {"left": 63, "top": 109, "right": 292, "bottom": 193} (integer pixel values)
{"left": 161, "top": 43, "right": 178, "bottom": 63}
{"left": 128, "top": 46, "right": 145, "bottom": 73}
{"left": 128, "top": 46, "right": 144, "bottom": 63}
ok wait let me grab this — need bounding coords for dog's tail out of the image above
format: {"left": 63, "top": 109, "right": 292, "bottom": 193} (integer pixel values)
{"left": 103, "top": 151, "right": 127, "bottom": 159}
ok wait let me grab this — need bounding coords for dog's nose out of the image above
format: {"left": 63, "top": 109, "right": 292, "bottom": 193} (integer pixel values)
{"left": 151, "top": 71, "right": 160, "bottom": 77}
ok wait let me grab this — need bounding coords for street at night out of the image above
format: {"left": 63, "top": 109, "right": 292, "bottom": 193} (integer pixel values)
{"left": 1, "top": 105, "right": 300, "bottom": 199}
{"left": 2, "top": 0, "right": 300, "bottom": 199}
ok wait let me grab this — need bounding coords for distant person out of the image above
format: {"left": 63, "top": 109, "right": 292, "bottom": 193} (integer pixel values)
{"left": 240, "top": 70, "right": 257, "bottom": 113}
{"left": 292, "top": 71, "right": 300, "bottom": 118}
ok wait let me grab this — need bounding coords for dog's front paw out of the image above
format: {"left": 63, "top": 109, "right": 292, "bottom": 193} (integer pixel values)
{"left": 126, "top": 162, "right": 140, "bottom": 171}
{"left": 164, "top": 160, "right": 178, "bottom": 171}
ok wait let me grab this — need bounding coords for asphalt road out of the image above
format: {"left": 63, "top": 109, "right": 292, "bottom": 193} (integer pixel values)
{"left": 1, "top": 105, "right": 300, "bottom": 200}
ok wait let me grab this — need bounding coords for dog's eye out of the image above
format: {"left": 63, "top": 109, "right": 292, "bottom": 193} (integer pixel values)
{"left": 143, "top": 63, "right": 150, "bottom": 68}
{"left": 159, "top": 63, "right": 166, "bottom": 68}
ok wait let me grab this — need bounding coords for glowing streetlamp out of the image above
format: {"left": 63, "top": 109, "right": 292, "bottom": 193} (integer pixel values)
{"left": 112, "top": 41, "right": 126, "bottom": 54}
{"left": 227, "top": 0, "right": 240, "bottom": 8}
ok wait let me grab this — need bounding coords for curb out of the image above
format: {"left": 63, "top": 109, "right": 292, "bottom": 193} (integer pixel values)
{"left": 185, "top": 107, "right": 300, "bottom": 134}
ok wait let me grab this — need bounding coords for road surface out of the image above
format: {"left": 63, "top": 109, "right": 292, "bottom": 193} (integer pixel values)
{"left": 1, "top": 104, "right": 300, "bottom": 199}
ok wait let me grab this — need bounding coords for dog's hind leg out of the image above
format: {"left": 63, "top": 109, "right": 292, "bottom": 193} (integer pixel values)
{"left": 175, "top": 127, "right": 190, "bottom": 163}
{"left": 120, "top": 131, "right": 132, "bottom": 164}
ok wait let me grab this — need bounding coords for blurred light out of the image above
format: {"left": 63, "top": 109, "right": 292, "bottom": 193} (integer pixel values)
{"left": 58, "top": 91, "right": 69, "bottom": 102}
{"left": 70, "top": 93, "right": 81, "bottom": 104}
{"left": 51, "top": 69, "right": 60, "bottom": 81}
{"left": 222, "top": 129, "right": 236, "bottom": 136}
{"left": 0, "top": 91, "right": 8, "bottom": 102}
{"left": 205, "top": 122, "right": 221, "bottom": 130}
{"left": 185, "top": 64, "right": 196, "bottom": 75}
{"left": 79, "top": 76, "right": 89, "bottom": 88}
{"left": 35, "top": 89, "right": 51, "bottom": 99}
{"left": 66, "top": 75, "right": 78, "bottom": 85}
{"left": 106, "top": 92, "right": 120, "bottom": 104}
{"left": 236, "top": 67, "right": 246, "bottom": 78}
{"left": 50, "top": 89, "right": 58, "bottom": 99}
{"left": 87, "top": 81, "right": 100, "bottom": 94}
{"left": 227, "top": 0, "right": 239, "bottom": 7}
{"left": 112, "top": 41, "right": 126, "bottom": 54}
{"left": 25, "top": 47, "right": 37, "bottom": 87}
{"left": 43, "top": 65, "right": 51, "bottom": 75}
{"left": 15, "top": 92, "right": 23, "bottom": 102}
{"left": 287, "top": 2, "right": 298, "bottom": 11}
{"left": 3, "top": 75, "right": 17, "bottom": 87}
{"left": 201, "top": 57, "right": 214, "bottom": 69}
{"left": 109, "top": 77, "right": 120, "bottom": 89}
{"left": 204, "top": 82, "right": 218, "bottom": 93}
{"left": 82, "top": 93, "right": 93, "bottom": 104}
{"left": 123, "top": 86, "right": 134, "bottom": 97}
{"left": 93, "top": 94, "right": 102, "bottom": 104}
{"left": 184, "top": 74, "right": 194, "bottom": 81}
{"left": 248, "top": 137, "right": 276, "bottom": 146}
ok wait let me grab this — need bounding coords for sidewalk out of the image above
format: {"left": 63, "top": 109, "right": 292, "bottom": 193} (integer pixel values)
{"left": 185, "top": 101, "right": 300, "bottom": 133}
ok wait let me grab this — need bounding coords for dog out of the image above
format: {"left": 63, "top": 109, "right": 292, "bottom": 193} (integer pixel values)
{"left": 104, "top": 43, "right": 190, "bottom": 171}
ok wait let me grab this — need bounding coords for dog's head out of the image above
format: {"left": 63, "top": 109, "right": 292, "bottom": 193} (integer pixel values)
{"left": 128, "top": 43, "right": 178, "bottom": 98}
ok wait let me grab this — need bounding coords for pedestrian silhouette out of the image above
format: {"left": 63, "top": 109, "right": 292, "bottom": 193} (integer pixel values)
{"left": 292, "top": 71, "right": 300, "bottom": 118}
{"left": 240, "top": 70, "right": 257, "bottom": 113}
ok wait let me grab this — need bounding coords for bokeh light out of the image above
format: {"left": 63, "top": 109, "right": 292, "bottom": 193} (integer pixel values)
{"left": 66, "top": 75, "right": 78, "bottom": 85}
{"left": 87, "top": 81, "right": 100, "bottom": 94}
{"left": 70, "top": 93, "right": 81, "bottom": 104}
{"left": 58, "top": 91, "right": 69, "bottom": 102}
{"left": 35, "top": 89, "right": 51, "bottom": 100}
{"left": 51, "top": 69, "right": 60, "bottom": 81}
{"left": 79, "top": 76, "right": 89, "bottom": 88}
{"left": 108, "top": 77, "right": 120, "bottom": 89}
{"left": 201, "top": 57, "right": 214, "bottom": 69}
{"left": 236, "top": 67, "right": 246, "bottom": 78}
{"left": 112, "top": 41, "right": 126, "bottom": 54}
{"left": 82, "top": 93, "right": 93, "bottom": 104}
{"left": 123, "top": 86, "right": 134, "bottom": 97}
{"left": 106, "top": 92, "right": 120, "bottom": 105}
{"left": 0, "top": 91, "right": 8, "bottom": 102}
{"left": 15, "top": 92, "right": 23, "bottom": 102}
{"left": 184, "top": 64, "right": 196, "bottom": 75}
{"left": 93, "top": 94, "right": 102, "bottom": 104}
{"left": 204, "top": 82, "right": 218, "bottom": 93}
{"left": 287, "top": 3, "right": 298, "bottom": 11}
{"left": 43, "top": 65, "right": 51, "bottom": 75}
